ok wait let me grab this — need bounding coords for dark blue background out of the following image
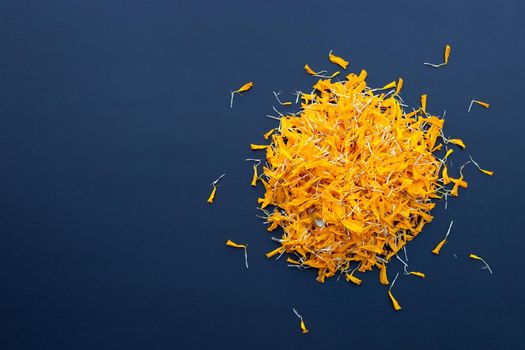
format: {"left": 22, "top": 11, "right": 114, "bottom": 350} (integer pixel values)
{"left": 1, "top": 1, "right": 524, "bottom": 349}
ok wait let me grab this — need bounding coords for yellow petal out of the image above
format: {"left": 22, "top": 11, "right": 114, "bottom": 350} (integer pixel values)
{"left": 469, "top": 155, "right": 494, "bottom": 176}
{"left": 382, "top": 81, "right": 397, "bottom": 90}
{"left": 328, "top": 51, "right": 349, "bottom": 69}
{"left": 450, "top": 181, "right": 460, "bottom": 197}
{"left": 341, "top": 219, "right": 365, "bottom": 233}
{"left": 379, "top": 263, "right": 389, "bottom": 285}
{"left": 207, "top": 185, "right": 217, "bottom": 204}
{"left": 251, "top": 164, "right": 258, "bottom": 187}
{"left": 444, "top": 44, "right": 451, "bottom": 64}
{"left": 304, "top": 64, "right": 317, "bottom": 76}
{"left": 236, "top": 81, "right": 253, "bottom": 93}
{"left": 300, "top": 93, "right": 315, "bottom": 103}
{"left": 358, "top": 69, "right": 367, "bottom": 80}
{"left": 226, "top": 239, "right": 246, "bottom": 249}
{"left": 443, "top": 149, "right": 454, "bottom": 160}
{"left": 263, "top": 129, "right": 275, "bottom": 140}
{"left": 300, "top": 319, "right": 309, "bottom": 334}
{"left": 287, "top": 257, "right": 301, "bottom": 265}
{"left": 442, "top": 165, "right": 450, "bottom": 185}
{"left": 432, "top": 238, "right": 446, "bottom": 255}
{"left": 388, "top": 290, "right": 402, "bottom": 311}
{"left": 420, "top": 94, "right": 427, "bottom": 113}
{"left": 251, "top": 144, "right": 269, "bottom": 150}
{"left": 396, "top": 78, "right": 404, "bottom": 94}
{"left": 473, "top": 100, "right": 490, "bottom": 108}
{"left": 408, "top": 271, "right": 426, "bottom": 278}
{"left": 448, "top": 138, "right": 466, "bottom": 149}
{"left": 432, "top": 143, "right": 443, "bottom": 152}
{"left": 346, "top": 273, "right": 362, "bottom": 285}
{"left": 468, "top": 253, "right": 492, "bottom": 273}
{"left": 266, "top": 246, "right": 284, "bottom": 259}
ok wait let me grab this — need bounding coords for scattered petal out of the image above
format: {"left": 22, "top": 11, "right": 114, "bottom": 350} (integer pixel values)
{"left": 382, "top": 81, "right": 397, "bottom": 90}
{"left": 448, "top": 138, "right": 466, "bottom": 149}
{"left": 226, "top": 240, "right": 246, "bottom": 249}
{"left": 207, "top": 185, "right": 217, "bottom": 204}
{"left": 432, "top": 221, "right": 453, "bottom": 254}
{"left": 207, "top": 174, "right": 225, "bottom": 204}
{"left": 292, "top": 308, "right": 309, "bottom": 334}
{"left": 444, "top": 44, "right": 451, "bottom": 64}
{"left": 469, "top": 253, "right": 493, "bottom": 274}
{"left": 420, "top": 94, "right": 427, "bottom": 113}
{"left": 237, "top": 82, "right": 253, "bottom": 93}
{"left": 379, "top": 263, "right": 389, "bottom": 285}
{"left": 469, "top": 155, "right": 494, "bottom": 176}
{"left": 346, "top": 273, "right": 362, "bottom": 285}
{"left": 388, "top": 290, "right": 402, "bottom": 311}
{"left": 304, "top": 64, "right": 318, "bottom": 76}
{"left": 443, "top": 149, "right": 454, "bottom": 161}
{"left": 408, "top": 271, "right": 426, "bottom": 278}
{"left": 423, "top": 44, "right": 451, "bottom": 68}
{"left": 230, "top": 82, "right": 254, "bottom": 107}
{"left": 251, "top": 144, "right": 269, "bottom": 150}
{"left": 328, "top": 50, "right": 349, "bottom": 69}
{"left": 468, "top": 99, "right": 490, "bottom": 112}
{"left": 226, "top": 240, "right": 248, "bottom": 268}
{"left": 396, "top": 78, "right": 404, "bottom": 94}
{"left": 388, "top": 273, "right": 402, "bottom": 311}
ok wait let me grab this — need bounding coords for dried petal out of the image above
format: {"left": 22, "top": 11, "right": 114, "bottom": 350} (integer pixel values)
{"left": 408, "top": 271, "right": 426, "bottom": 278}
{"left": 388, "top": 290, "right": 402, "bottom": 311}
{"left": 226, "top": 239, "right": 246, "bottom": 249}
{"left": 382, "top": 81, "right": 397, "bottom": 90}
{"left": 444, "top": 45, "right": 451, "bottom": 64}
{"left": 207, "top": 185, "right": 217, "bottom": 204}
{"left": 251, "top": 144, "right": 269, "bottom": 150}
{"left": 346, "top": 273, "right": 362, "bottom": 285}
{"left": 396, "top": 78, "right": 404, "bottom": 94}
{"left": 251, "top": 164, "right": 258, "bottom": 187}
{"left": 421, "top": 94, "right": 427, "bottom": 113}
{"left": 328, "top": 50, "right": 349, "bottom": 69}
{"left": 379, "top": 263, "right": 389, "bottom": 285}
{"left": 236, "top": 82, "right": 253, "bottom": 93}
{"left": 304, "top": 64, "right": 317, "bottom": 75}
{"left": 448, "top": 138, "right": 466, "bottom": 149}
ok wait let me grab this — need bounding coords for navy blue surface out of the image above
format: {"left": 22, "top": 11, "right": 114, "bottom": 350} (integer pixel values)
{"left": 1, "top": 1, "right": 524, "bottom": 349}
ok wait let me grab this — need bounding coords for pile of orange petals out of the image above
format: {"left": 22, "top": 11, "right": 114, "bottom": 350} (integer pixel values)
{"left": 255, "top": 69, "right": 462, "bottom": 283}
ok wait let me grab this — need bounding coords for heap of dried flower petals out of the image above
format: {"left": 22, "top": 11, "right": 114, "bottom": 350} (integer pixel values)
{"left": 253, "top": 68, "right": 474, "bottom": 284}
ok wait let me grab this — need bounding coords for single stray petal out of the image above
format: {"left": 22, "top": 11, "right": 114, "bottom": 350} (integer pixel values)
{"left": 230, "top": 82, "right": 253, "bottom": 107}
{"left": 304, "top": 64, "right": 317, "bottom": 75}
{"left": 251, "top": 144, "right": 269, "bottom": 150}
{"left": 328, "top": 50, "right": 349, "bottom": 69}
{"left": 382, "top": 81, "right": 397, "bottom": 90}
{"left": 448, "top": 138, "right": 466, "bottom": 149}
{"left": 444, "top": 44, "right": 451, "bottom": 64}
{"left": 388, "top": 291, "right": 402, "bottom": 310}
{"left": 346, "top": 273, "right": 362, "bottom": 285}
{"left": 226, "top": 239, "right": 246, "bottom": 249}
{"left": 432, "top": 221, "right": 453, "bottom": 254}
{"left": 236, "top": 82, "right": 253, "bottom": 93}
{"left": 207, "top": 185, "right": 217, "bottom": 204}
{"left": 408, "top": 271, "right": 426, "bottom": 278}
{"left": 469, "top": 253, "right": 493, "bottom": 274}
{"left": 420, "top": 94, "right": 427, "bottom": 113}
{"left": 396, "top": 78, "right": 404, "bottom": 94}
{"left": 379, "top": 263, "right": 389, "bottom": 285}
